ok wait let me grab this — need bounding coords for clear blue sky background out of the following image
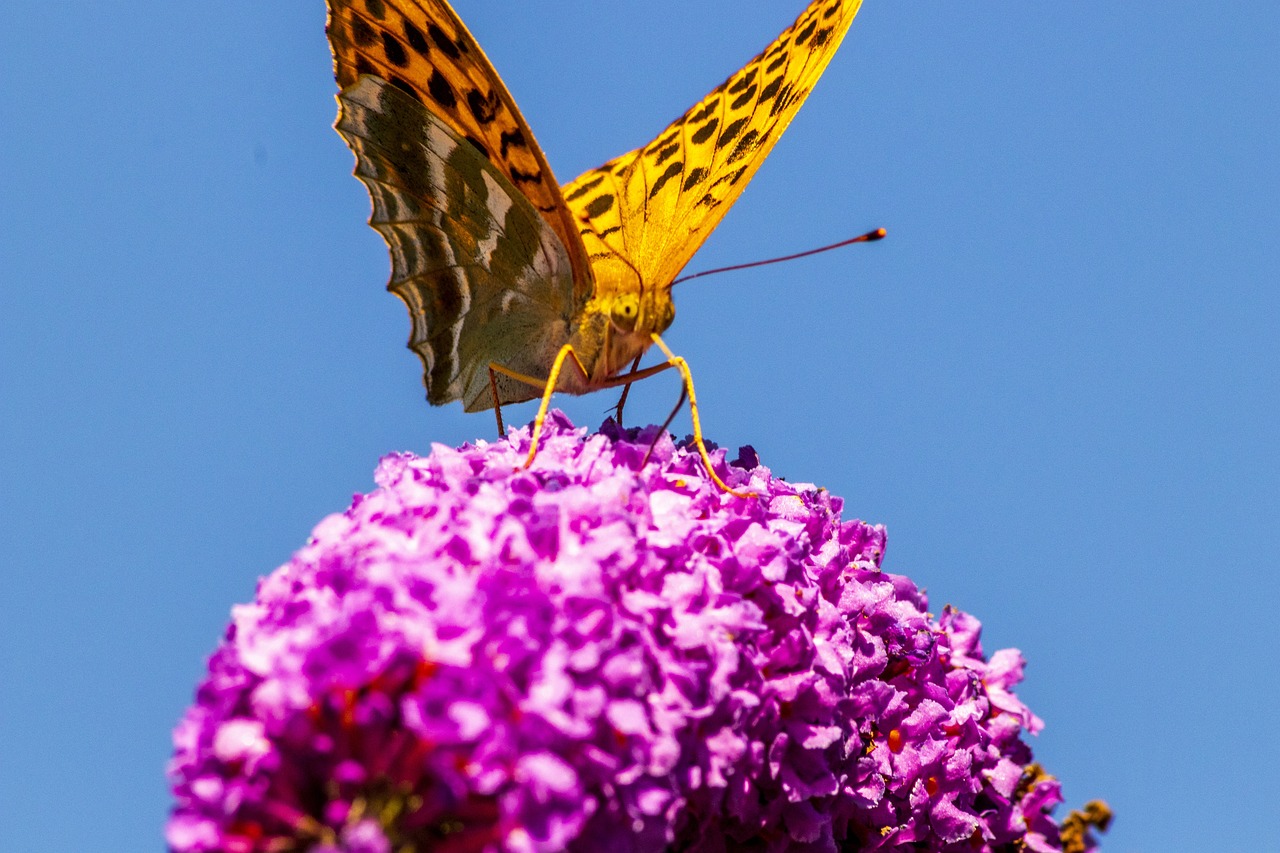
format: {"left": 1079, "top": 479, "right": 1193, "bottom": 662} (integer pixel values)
{"left": 3, "top": 2, "right": 1276, "bottom": 850}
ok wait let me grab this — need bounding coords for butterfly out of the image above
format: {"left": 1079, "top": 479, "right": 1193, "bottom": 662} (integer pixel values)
{"left": 327, "top": 0, "right": 867, "bottom": 495}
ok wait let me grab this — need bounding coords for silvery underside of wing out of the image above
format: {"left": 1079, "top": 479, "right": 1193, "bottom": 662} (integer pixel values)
{"left": 336, "top": 76, "right": 580, "bottom": 411}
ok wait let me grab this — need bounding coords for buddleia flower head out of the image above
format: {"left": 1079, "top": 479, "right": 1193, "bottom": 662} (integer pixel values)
{"left": 167, "top": 412, "right": 1106, "bottom": 852}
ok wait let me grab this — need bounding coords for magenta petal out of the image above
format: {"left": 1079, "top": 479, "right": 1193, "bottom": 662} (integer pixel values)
{"left": 166, "top": 413, "right": 1091, "bottom": 852}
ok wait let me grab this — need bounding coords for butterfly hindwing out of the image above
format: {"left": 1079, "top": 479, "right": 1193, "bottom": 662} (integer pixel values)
{"left": 327, "top": 0, "right": 594, "bottom": 299}
{"left": 336, "top": 76, "right": 578, "bottom": 411}
{"left": 563, "top": 0, "right": 864, "bottom": 296}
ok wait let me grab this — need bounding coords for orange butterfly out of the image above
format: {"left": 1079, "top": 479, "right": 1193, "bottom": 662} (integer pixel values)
{"left": 328, "top": 0, "right": 867, "bottom": 495}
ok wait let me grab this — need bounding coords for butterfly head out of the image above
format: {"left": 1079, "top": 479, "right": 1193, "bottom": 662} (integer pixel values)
{"left": 573, "top": 285, "right": 676, "bottom": 383}
{"left": 603, "top": 288, "right": 675, "bottom": 339}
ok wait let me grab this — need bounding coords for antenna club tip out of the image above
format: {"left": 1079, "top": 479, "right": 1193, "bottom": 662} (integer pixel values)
{"left": 867, "top": 227, "right": 887, "bottom": 241}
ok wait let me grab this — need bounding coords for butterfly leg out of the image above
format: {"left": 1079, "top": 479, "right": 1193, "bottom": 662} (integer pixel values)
{"left": 491, "top": 343, "right": 753, "bottom": 498}
{"left": 642, "top": 382, "right": 687, "bottom": 466}
{"left": 523, "top": 343, "right": 592, "bottom": 468}
{"left": 487, "top": 346, "right": 592, "bottom": 469}
{"left": 647, "top": 334, "right": 757, "bottom": 500}
{"left": 613, "top": 355, "right": 644, "bottom": 427}
{"left": 488, "top": 368, "right": 506, "bottom": 437}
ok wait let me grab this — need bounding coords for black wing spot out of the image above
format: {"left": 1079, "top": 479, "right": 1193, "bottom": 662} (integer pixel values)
{"left": 467, "top": 88, "right": 498, "bottom": 124}
{"left": 363, "top": 0, "right": 386, "bottom": 20}
{"left": 759, "top": 76, "right": 782, "bottom": 104}
{"left": 766, "top": 50, "right": 787, "bottom": 74}
{"left": 427, "top": 69, "right": 457, "bottom": 109}
{"left": 713, "top": 165, "right": 748, "bottom": 188}
{"left": 585, "top": 194, "right": 616, "bottom": 218}
{"left": 381, "top": 32, "right": 408, "bottom": 67}
{"left": 652, "top": 127, "right": 680, "bottom": 151}
{"left": 351, "top": 17, "right": 376, "bottom": 47}
{"left": 355, "top": 57, "right": 378, "bottom": 79}
{"left": 653, "top": 141, "right": 681, "bottom": 167}
{"left": 433, "top": 280, "right": 464, "bottom": 317}
{"left": 717, "top": 117, "right": 748, "bottom": 148}
{"left": 510, "top": 167, "right": 542, "bottom": 185}
{"left": 727, "top": 68, "right": 758, "bottom": 94}
{"left": 688, "top": 101, "right": 717, "bottom": 124}
{"left": 771, "top": 84, "right": 804, "bottom": 117}
{"left": 428, "top": 24, "right": 462, "bottom": 60}
{"left": 565, "top": 173, "right": 605, "bottom": 202}
{"left": 690, "top": 117, "right": 719, "bottom": 145}
{"left": 796, "top": 18, "right": 818, "bottom": 47}
{"left": 403, "top": 21, "right": 430, "bottom": 57}
{"left": 388, "top": 75, "right": 422, "bottom": 104}
{"left": 681, "top": 167, "right": 709, "bottom": 192}
{"left": 812, "top": 26, "right": 833, "bottom": 49}
{"left": 648, "top": 161, "right": 683, "bottom": 199}
{"left": 729, "top": 83, "right": 757, "bottom": 112}
{"left": 498, "top": 128, "right": 528, "bottom": 158}
{"left": 728, "top": 129, "right": 762, "bottom": 164}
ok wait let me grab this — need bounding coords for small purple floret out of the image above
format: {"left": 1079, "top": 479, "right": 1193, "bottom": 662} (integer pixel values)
{"left": 167, "top": 413, "right": 1094, "bottom": 852}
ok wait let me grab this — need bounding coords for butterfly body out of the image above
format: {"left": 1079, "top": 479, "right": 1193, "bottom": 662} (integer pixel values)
{"left": 573, "top": 288, "right": 676, "bottom": 381}
{"left": 328, "top": 0, "right": 864, "bottom": 416}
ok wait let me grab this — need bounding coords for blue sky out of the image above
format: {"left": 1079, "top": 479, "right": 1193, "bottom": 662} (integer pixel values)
{"left": 3, "top": 2, "right": 1277, "bottom": 850}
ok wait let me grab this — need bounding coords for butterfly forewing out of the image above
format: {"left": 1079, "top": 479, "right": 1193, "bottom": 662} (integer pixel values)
{"left": 327, "top": 0, "right": 593, "bottom": 298}
{"left": 337, "top": 76, "right": 578, "bottom": 411}
{"left": 563, "top": 0, "right": 864, "bottom": 296}
{"left": 329, "top": 0, "right": 867, "bottom": 413}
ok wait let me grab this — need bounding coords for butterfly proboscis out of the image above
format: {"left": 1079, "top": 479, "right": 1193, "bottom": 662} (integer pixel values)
{"left": 491, "top": 228, "right": 889, "bottom": 499}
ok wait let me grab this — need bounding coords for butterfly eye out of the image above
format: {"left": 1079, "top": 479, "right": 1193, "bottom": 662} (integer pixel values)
{"left": 610, "top": 298, "right": 640, "bottom": 332}
{"left": 661, "top": 301, "right": 675, "bottom": 331}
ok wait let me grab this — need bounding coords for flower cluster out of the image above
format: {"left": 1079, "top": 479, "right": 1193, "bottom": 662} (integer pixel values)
{"left": 167, "top": 413, "right": 1102, "bottom": 852}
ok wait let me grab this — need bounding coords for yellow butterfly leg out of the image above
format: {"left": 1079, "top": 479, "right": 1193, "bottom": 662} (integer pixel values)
{"left": 648, "top": 334, "right": 757, "bottom": 500}
{"left": 489, "top": 350, "right": 669, "bottom": 465}
{"left": 487, "top": 350, "right": 597, "bottom": 469}
{"left": 490, "top": 342, "right": 755, "bottom": 499}
{"left": 523, "top": 345, "right": 590, "bottom": 470}
{"left": 488, "top": 352, "right": 651, "bottom": 439}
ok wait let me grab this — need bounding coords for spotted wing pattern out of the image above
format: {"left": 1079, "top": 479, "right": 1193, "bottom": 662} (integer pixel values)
{"left": 327, "top": 0, "right": 593, "bottom": 296}
{"left": 328, "top": 0, "right": 866, "bottom": 410}
{"left": 336, "top": 76, "right": 578, "bottom": 411}
{"left": 562, "top": 0, "right": 864, "bottom": 297}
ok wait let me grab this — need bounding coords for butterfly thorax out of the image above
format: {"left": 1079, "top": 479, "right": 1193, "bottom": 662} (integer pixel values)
{"left": 564, "top": 288, "right": 675, "bottom": 390}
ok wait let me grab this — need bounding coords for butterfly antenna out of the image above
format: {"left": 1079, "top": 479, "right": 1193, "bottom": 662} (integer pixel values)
{"left": 670, "top": 227, "right": 886, "bottom": 287}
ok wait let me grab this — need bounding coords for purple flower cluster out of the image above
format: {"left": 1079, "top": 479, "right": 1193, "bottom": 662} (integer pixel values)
{"left": 168, "top": 413, "right": 1099, "bottom": 852}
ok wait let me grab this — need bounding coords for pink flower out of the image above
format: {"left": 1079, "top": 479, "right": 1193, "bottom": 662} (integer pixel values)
{"left": 167, "top": 413, "right": 1096, "bottom": 852}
